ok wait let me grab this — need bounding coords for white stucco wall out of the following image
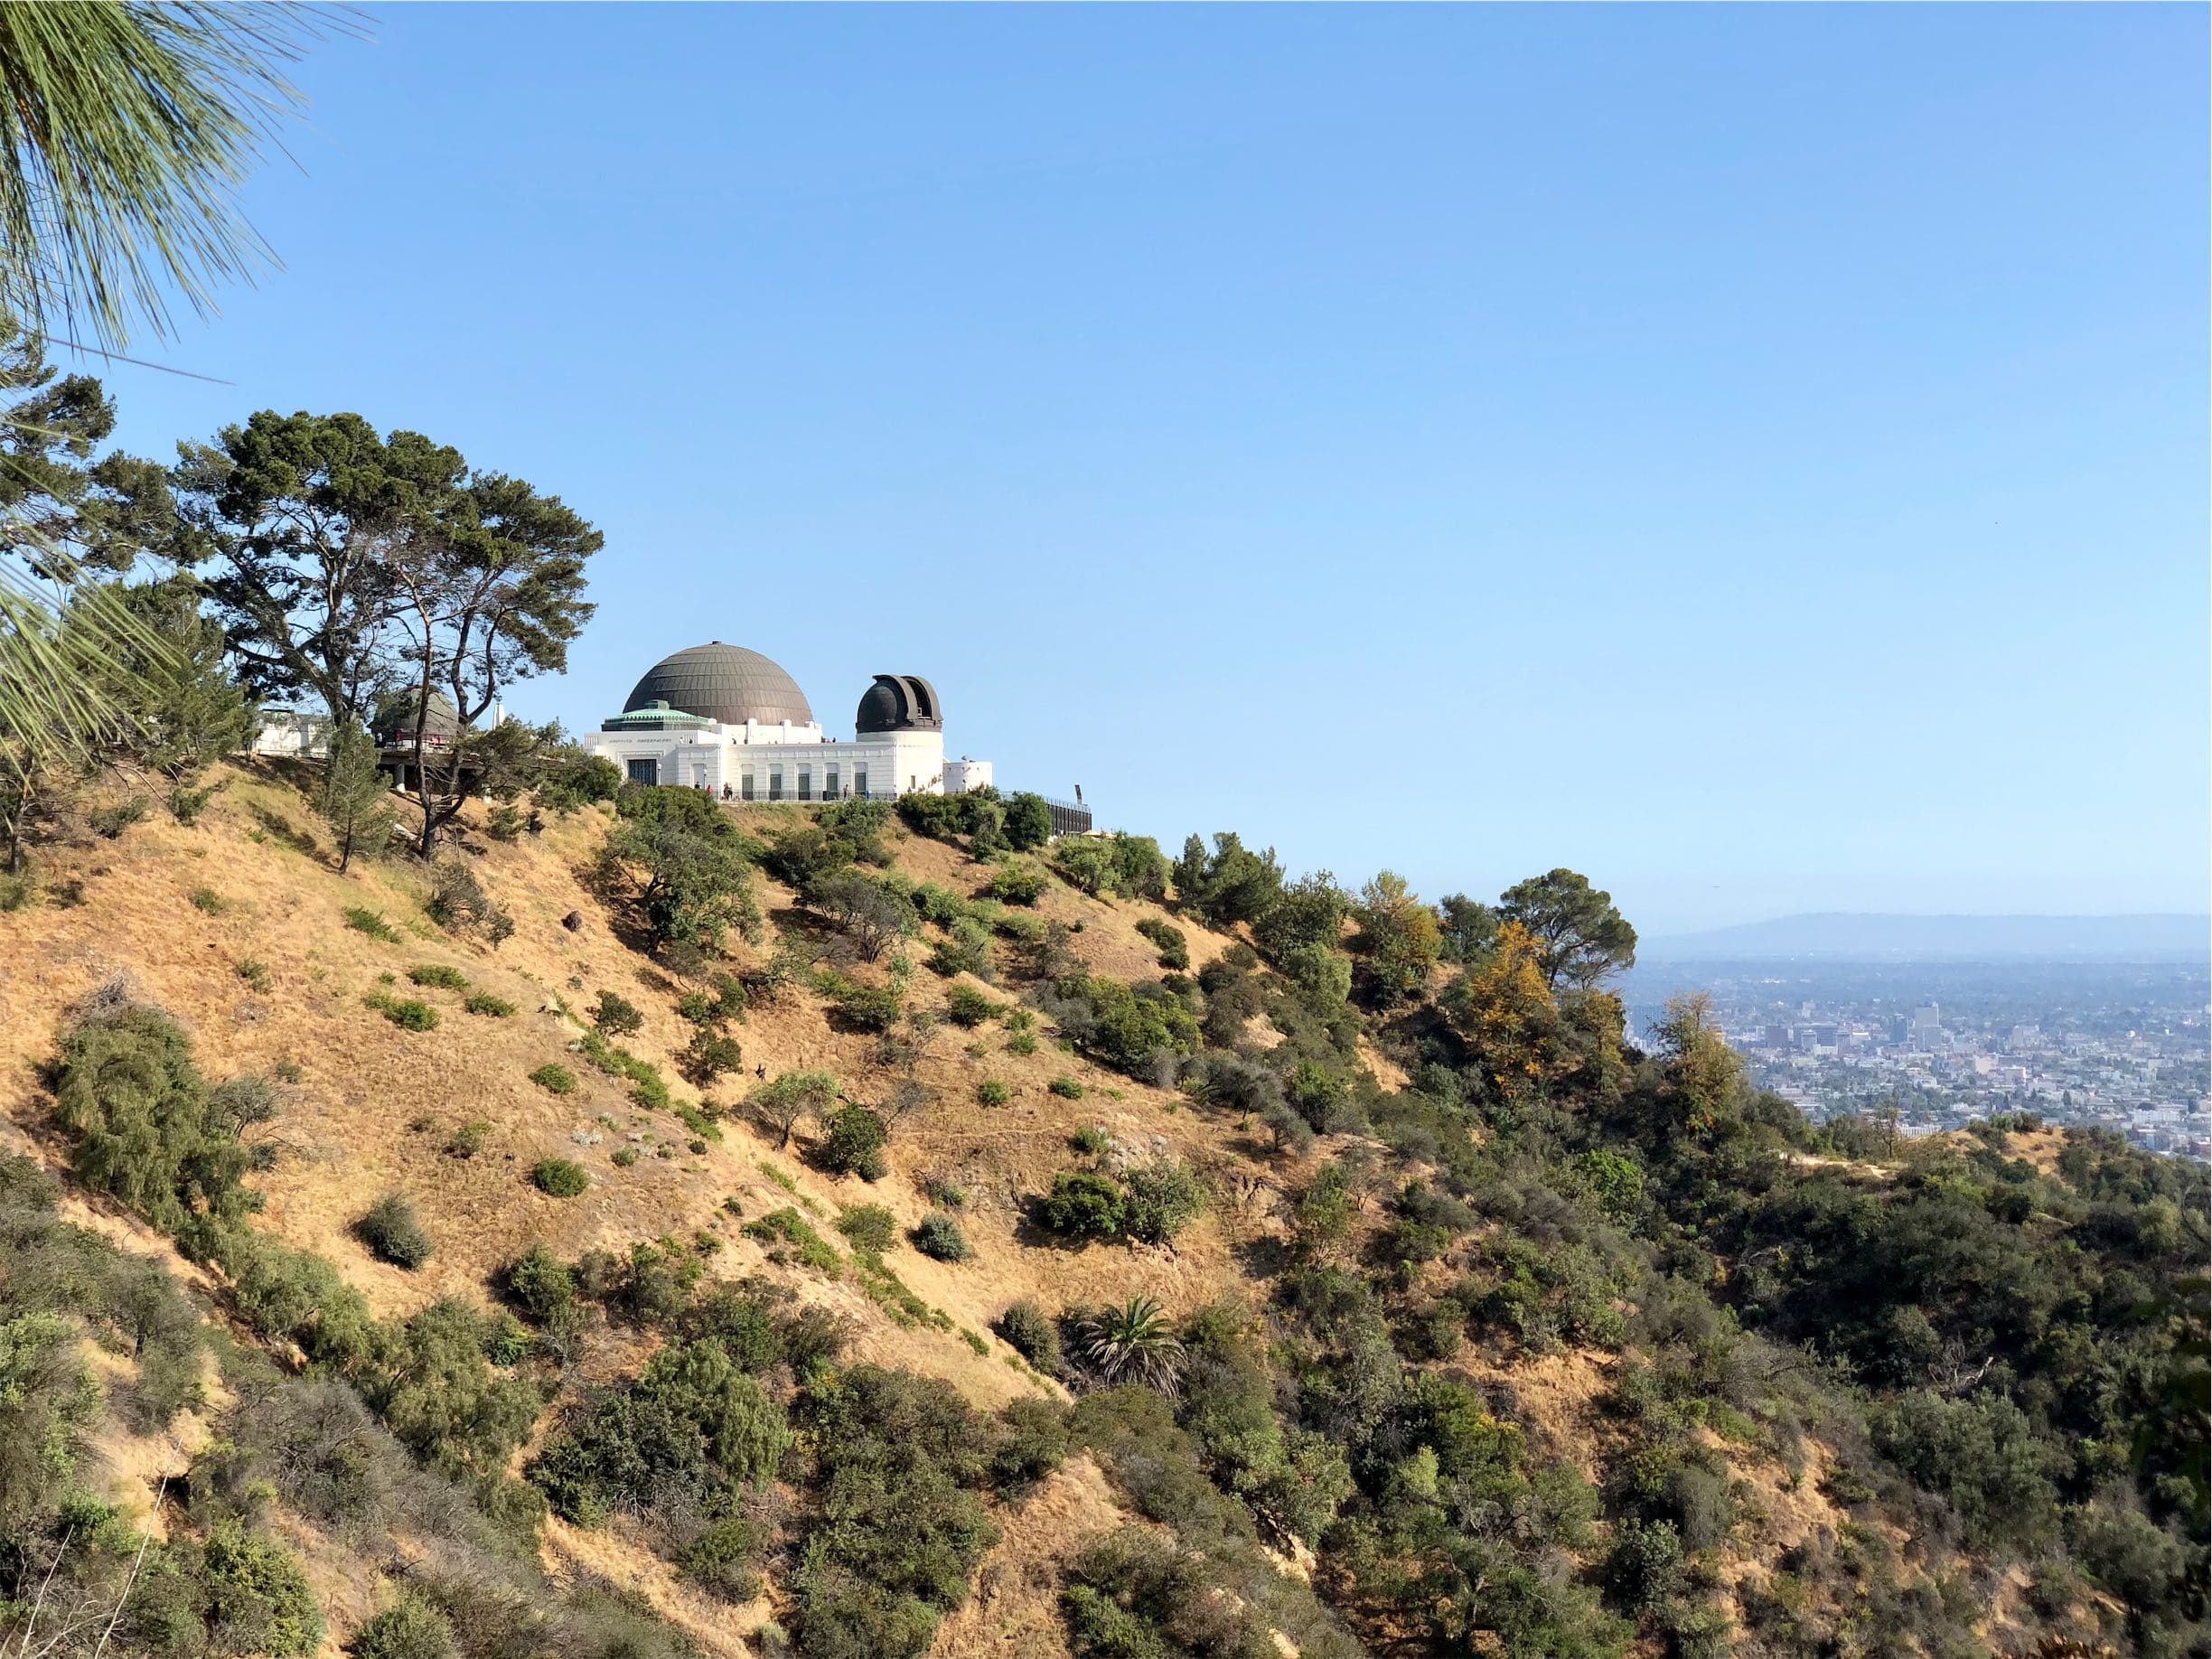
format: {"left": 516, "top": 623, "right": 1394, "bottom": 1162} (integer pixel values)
{"left": 585, "top": 720, "right": 955, "bottom": 801}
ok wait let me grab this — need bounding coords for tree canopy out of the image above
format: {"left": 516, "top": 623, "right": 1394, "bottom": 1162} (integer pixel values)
{"left": 1497, "top": 867, "right": 1637, "bottom": 989}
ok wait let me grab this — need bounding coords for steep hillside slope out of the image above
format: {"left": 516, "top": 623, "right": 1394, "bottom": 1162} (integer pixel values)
{"left": 0, "top": 762, "right": 2200, "bottom": 1659}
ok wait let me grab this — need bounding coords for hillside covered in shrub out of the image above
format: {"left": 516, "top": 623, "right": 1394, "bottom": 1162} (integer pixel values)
{"left": 0, "top": 339, "right": 2199, "bottom": 1659}
{"left": 0, "top": 735, "right": 2202, "bottom": 1659}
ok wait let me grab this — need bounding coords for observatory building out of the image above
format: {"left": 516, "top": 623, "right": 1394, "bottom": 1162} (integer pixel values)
{"left": 584, "top": 642, "right": 992, "bottom": 801}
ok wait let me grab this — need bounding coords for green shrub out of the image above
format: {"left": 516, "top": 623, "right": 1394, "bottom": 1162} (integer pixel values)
{"left": 192, "top": 1223, "right": 378, "bottom": 1374}
{"left": 531, "top": 1063, "right": 577, "bottom": 1094}
{"left": 817, "top": 1102, "right": 889, "bottom": 1180}
{"left": 198, "top": 1519, "right": 323, "bottom": 1655}
{"left": 1606, "top": 1518, "right": 1685, "bottom": 1608}
{"left": 578, "top": 1031, "right": 675, "bottom": 1111}
{"left": 976, "top": 1080, "right": 1011, "bottom": 1108}
{"left": 408, "top": 963, "right": 470, "bottom": 990}
{"left": 348, "top": 1594, "right": 456, "bottom": 1659}
{"left": 1038, "top": 1171, "right": 1126, "bottom": 1241}
{"left": 169, "top": 778, "right": 222, "bottom": 826}
{"left": 927, "top": 918, "right": 997, "bottom": 981}
{"left": 789, "top": 1365, "right": 1003, "bottom": 1657}
{"left": 1004, "top": 793, "right": 1054, "bottom": 850}
{"left": 592, "top": 990, "right": 645, "bottom": 1036}
{"left": 837, "top": 1204, "right": 898, "bottom": 1253}
{"left": 530, "top": 1334, "right": 792, "bottom": 1528}
{"left": 483, "top": 802, "right": 527, "bottom": 843}
{"left": 345, "top": 906, "right": 402, "bottom": 942}
{"left": 1069, "top": 1125, "right": 1111, "bottom": 1155}
{"left": 744, "top": 1207, "right": 841, "bottom": 1276}
{"left": 355, "top": 1194, "right": 433, "bottom": 1269}
{"left": 52, "top": 998, "right": 256, "bottom": 1233}
{"left": 1049, "top": 1076, "right": 1084, "bottom": 1100}
{"left": 833, "top": 983, "right": 902, "bottom": 1033}
{"left": 988, "top": 864, "right": 1045, "bottom": 905}
{"left": 605, "top": 787, "right": 762, "bottom": 950}
{"left": 913, "top": 1213, "right": 970, "bottom": 1262}
{"left": 534, "top": 1159, "right": 590, "bottom": 1198}
{"left": 680, "top": 1515, "right": 768, "bottom": 1602}
{"left": 996, "top": 1299, "right": 1061, "bottom": 1372}
{"left": 945, "top": 985, "right": 998, "bottom": 1027}
{"left": 1006, "top": 1031, "right": 1038, "bottom": 1056}
{"left": 368, "top": 994, "right": 439, "bottom": 1031}
{"left": 1134, "top": 917, "right": 1188, "bottom": 970}
{"left": 1039, "top": 974, "right": 1199, "bottom": 1080}
{"left": 190, "top": 886, "right": 229, "bottom": 914}
{"left": 613, "top": 1147, "right": 639, "bottom": 1168}
{"left": 89, "top": 797, "right": 150, "bottom": 839}
{"left": 446, "top": 1120, "right": 492, "bottom": 1158}
{"left": 426, "top": 856, "right": 513, "bottom": 946}
{"left": 465, "top": 992, "right": 517, "bottom": 1017}
{"left": 1120, "top": 1161, "right": 1204, "bottom": 1246}
{"left": 674, "top": 1101, "right": 723, "bottom": 1144}
{"left": 504, "top": 1244, "right": 579, "bottom": 1325}
{"left": 1870, "top": 1388, "right": 2059, "bottom": 1551}
{"left": 236, "top": 957, "right": 270, "bottom": 990}
{"left": 681, "top": 1030, "right": 745, "bottom": 1086}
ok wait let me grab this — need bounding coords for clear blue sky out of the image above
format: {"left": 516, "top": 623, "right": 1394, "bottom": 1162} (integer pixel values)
{"left": 102, "top": 5, "right": 2208, "bottom": 934}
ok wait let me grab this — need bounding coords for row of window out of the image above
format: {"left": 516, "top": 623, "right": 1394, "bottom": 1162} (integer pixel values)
{"left": 738, "top": 762, "right": 864, "bottom": 801}
{"left": 623, "top": 755, "right": 898, "bottom": 801}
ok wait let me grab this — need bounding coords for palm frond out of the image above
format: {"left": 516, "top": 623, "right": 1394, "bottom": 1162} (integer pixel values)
{"left": 1077, "top": 1296, "right": 1186, "bottom": 1395}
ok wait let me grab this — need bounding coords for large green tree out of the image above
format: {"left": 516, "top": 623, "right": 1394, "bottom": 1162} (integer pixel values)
{"left": 1173, "top": 831, "right": 1284, "bottom": 927}
{"left": 173, "top": 411, "right": 462, "bottom": 727}
{"left": 176, "top": 411, "right": 599, "bottom": 852}
{"left": 385, "top": 468, "right": 599, "bottom": 853}
{"left": 1496, "top": 867, "right": 1636, "bottom": 989}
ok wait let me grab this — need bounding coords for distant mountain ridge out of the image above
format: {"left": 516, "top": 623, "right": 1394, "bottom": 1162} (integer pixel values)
{"left": 1645, "top": 911, "right": 2210, "bottom": 962}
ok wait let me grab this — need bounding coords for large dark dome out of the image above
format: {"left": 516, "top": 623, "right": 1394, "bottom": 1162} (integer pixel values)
{"left": 856, "top": 673, "right": 942, "bottom": 734}
{"left": 624, "top": 642, "right": 815, "bottom": 726}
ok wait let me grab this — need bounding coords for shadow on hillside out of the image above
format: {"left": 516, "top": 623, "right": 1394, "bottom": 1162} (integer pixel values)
{"left": 1009, "top": 1204, "right": 1107, "bottom": 1255}
{"left": 569, "top": 854, "right": 666, "bottom": 960}
{"left": 247, "top": 803, "right": 322, "bottom": 861}
{"left": 1232, "top": 1234, "right": 1292, "bottom": 1280}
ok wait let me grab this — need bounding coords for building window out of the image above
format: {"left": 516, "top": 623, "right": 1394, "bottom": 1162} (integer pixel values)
{"left": 825, "top": 764, "right": 839, "bottom": 799}
{"left": 798, "top": 765, "right": 812, "bottom": 801}
{"left": 739, "top": 767, "right": 755, "bottom": 801}
{"left": 854, "top": 765, "right": 867, "bottom": 801}
{"left": 768, "top": 765, "right": 783, "bottom": 801}
{"left": 626, "top": 758, "right": 657, "bottom": 785}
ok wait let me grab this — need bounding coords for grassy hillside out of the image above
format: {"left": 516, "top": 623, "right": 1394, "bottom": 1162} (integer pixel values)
{"left": 0, "top": 761, "right": 2201, "bottom": 1659}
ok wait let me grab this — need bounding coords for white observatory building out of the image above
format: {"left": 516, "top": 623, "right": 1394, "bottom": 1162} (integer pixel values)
{"left": 584, "top": 642, "right": 992, "bottom": 801}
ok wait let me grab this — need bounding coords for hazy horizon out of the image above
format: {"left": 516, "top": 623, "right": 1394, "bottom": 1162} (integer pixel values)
{"left": 89, "top": 5, "right": 2209, "bottom": 933}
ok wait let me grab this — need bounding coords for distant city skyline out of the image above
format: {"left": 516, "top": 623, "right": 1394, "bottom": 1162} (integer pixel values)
{"left": 92, "top": 5, "right": 2209, "bottom": 932}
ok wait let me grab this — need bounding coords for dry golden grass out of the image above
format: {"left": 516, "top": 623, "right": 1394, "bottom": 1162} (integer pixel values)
{"left": 0, "top": 765, "right": 1303, "bottom": 1416}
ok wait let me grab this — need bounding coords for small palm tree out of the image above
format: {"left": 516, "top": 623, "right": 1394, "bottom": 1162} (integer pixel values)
{"left": 1075, "top": 1296, "right": 1185, "bottom": 1394}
